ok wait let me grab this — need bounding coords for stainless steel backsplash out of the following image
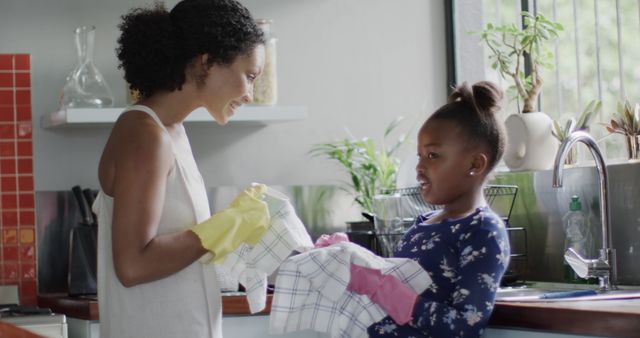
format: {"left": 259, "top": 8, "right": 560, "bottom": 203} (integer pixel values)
{"left": 35, "top": 162, "right": 640, "bottom": 293}
{"left": 489, "top": 161, "right": 640, "bottom": 285}
{"left": 35, "top": 185, "right": 361, "bottom": 293}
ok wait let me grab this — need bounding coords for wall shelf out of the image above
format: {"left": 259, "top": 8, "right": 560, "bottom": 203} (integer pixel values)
{"left": 42, "top": 105, "right": 307, "bottom": 128}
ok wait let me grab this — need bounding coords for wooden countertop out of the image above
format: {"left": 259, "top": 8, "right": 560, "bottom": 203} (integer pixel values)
{"left": 38, "top": 294, "right": 99, "bottom": 321}
{"left": 39, "top": 293, "right": 640, "bottom": 337}
{"left": 490, "top": 299, "right": 640, "bottom": 338}
{"left": 37, "top": 293, "right": 273, "bottom": 321}
{"left": 0, "top": 321, "right": 42, "bottom": 337}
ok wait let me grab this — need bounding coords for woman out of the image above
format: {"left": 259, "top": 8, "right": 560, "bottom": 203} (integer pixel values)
{"left": 94, "top": 0, "right": 266, "bottom": 337}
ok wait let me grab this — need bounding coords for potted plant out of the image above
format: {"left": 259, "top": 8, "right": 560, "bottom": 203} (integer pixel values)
{"left": 310, "top": 117, "right": 408, "bottom": 228}
{"left": 603, "top": 100, "right": 640, "bottom": 160}
{"left": 552, "top": 100, "right": 602, "bottom": 165}
{"left": 478, "top": 12, "right": 563, "bottom": 171}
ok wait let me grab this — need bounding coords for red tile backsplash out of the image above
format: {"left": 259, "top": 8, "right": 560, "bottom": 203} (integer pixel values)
{"left": 18, "top": 193, "right": 34, "bottom": 209}
{"left": 17, "top": 159, "right": 32, "bottom": 174}
{"left": 0, "top": 56, "right": 12, "bottom": 70}
{"left": 0, "top": 158, "right": 16, "bottom": 174}
{"left": 14, "top": 73, "right": 30, "bottom": 88}
{"left": 0, "top": 73, "right": 13, "bottom": 88}
{"left": 0, "top": 90, "right": 13, "bottom": 105}
{"left": 1, "top": 176, "right": 16, "bottom": 192}
{"left": 2, "top": 229, "right": 18, "bottom": 244}
{"left": 14, "top": 55, "right": 30, "bottom": 71}
{"left": 20, "top": 280, "right": 36, "bottom": 305}
{"left": 2, "top": 194, "right": 18, "bottom": 209}
{"left": 0, "top": 123, "right": 15, "bottom": 138}
{"left": 0, "top": 107, "right": 12, "bottom": 123}
{"left": 0, "top": 141, "right": 14, "bottom": 157}
{"left": 17, "top": 141, "right": 32, "bottom": 156}
{"left": 3, "top": 246, "right": 19, "bottom": 261}
{"left": 15, "top": 90, "right": 30, "bottom": 106}
{"left": 19, "top": 229, "right": 34, "bottom": 245}
{"left": 17, "top": 122, "right": 32, "bottom": 138}
{"left": 20, "top": 262, "right": 35, "bottom": 280}
{"left": 0, "top": 54, "right": 35, "bottom": 304}
{"left": 18, "top": 176, "right": 33, "bottom": 191}
{"left": 2, "top": 211, "right": 18, "bottom": 227}
{"left": 16, "top": 105, "right": 31, "bottom": 121}
{"left": 20, "top": 244, "right": 34, "bottom": 261}
{"left": 20, "top": 211, "right": 34, "bottom": 226}
{"left": 3, "top": 263, "right": 19, "bottom": 282}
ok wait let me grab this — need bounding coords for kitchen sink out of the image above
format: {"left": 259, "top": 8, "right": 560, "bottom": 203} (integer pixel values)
{"left": 495, "top": 282, "right": 640, "bottom": 302}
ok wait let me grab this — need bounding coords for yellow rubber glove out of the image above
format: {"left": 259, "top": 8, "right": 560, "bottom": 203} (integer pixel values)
{"left": 191, "top": 183, "right": 270, "bottom": 263}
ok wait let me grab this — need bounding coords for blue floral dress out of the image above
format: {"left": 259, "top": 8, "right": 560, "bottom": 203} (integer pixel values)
{"left": 367, "top": 206, "right": 510, "bottom": 338}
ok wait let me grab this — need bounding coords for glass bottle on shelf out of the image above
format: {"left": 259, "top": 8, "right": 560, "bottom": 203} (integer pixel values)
{"left": 126, "top": 83, "right": 141, "bottom": 105}
{"left": 61, "top": 26, "right": 114, "bottom": 109}
{"left": 253, "top": 19, "right": 278, "bottom": 105}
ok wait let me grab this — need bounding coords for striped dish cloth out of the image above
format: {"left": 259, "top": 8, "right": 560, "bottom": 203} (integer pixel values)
{"left": 269, "top": 242, "right": 432, "bottom": 338}
{"left": 215, "top": 186, "right": 314, "bottom": 313}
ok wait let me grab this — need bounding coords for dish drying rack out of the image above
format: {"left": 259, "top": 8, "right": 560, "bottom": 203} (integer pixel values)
{"left": 384, "top": 184, "right": 517, "bottom": 219}
{"left": 378, "top": 184, "right": 527, "bottom": 285}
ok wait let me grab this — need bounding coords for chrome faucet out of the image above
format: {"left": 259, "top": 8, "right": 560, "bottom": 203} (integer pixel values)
{"left": 552, "top": 131, "right": 617, "bottom": 291}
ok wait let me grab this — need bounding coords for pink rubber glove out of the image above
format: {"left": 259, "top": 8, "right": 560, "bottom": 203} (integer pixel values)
{"left": 347, "top": 264, "right": 418, "bottom": 325}
{"left": 314, "top": 232, "right": 349, "bottom": 248}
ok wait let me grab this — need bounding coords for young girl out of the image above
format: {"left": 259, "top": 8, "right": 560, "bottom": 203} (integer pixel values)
{"left": 363, "top": 81, "right": 511, "bottom": 337}
{"left": 94, "top": 1, "right": 267, "bottom": 337}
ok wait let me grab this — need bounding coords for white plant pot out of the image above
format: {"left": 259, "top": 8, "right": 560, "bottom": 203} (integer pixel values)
{"left": 503, "top": 112, "right": 559, "bottom": 171}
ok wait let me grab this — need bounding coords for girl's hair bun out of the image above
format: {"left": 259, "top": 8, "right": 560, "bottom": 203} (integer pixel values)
{"left": 471, "top": 81, "right": 503, "bottom": 115}
{"left": 448, "top": 81, "right": 474, "bottom": 106}
{"left": 448, "top": 81, "right": 503, "bottom": 117}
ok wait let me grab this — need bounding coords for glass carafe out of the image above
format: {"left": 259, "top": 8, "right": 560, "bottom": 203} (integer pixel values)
{"left": 253, "top": 19, "right": 278, "bottom": 105}
{"left": 61, "top": 26, "right": 114, "bottom": 109}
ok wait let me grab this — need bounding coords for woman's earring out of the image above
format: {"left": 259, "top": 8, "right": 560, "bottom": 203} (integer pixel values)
{"left": 469, "top": 171, "right": 476, "bottom": 176}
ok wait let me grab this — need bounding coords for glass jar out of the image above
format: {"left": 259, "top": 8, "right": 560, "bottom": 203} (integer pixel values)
{"left": 61, "top": 26, "right": 114, "bottom": 108}
{"left": 126, "top": 84, "right": 140, "bottom": 105}
{"left": 253, "top": 19, "right": 278, "bottom": 105}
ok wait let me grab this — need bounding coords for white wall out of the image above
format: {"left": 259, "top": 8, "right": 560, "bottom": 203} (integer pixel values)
{"left": 0, "top": 0, "right": 447, "bottom": 191}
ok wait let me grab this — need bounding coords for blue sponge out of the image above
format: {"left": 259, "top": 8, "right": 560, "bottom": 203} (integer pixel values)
{"left": 539, "top": 290, "right": 597, "bottom": 299}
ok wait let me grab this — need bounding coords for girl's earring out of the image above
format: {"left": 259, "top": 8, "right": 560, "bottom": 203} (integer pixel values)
{"left": 469, "top": 171, "right": 476, "bottom": 176}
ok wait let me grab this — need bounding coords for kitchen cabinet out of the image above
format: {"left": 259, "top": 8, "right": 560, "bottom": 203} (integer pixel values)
{"left": 42, "top": 293, "right": 640, "bottom": 337}
{"left": 223, "top": 315, "right": 327, "bottom": 338}
{"left": 485, "top": 328, "right": 603, "bottom": 338}
{"left": 0, "top": 315, "right": 68, "bottom": 338}
{"left": 490, "top": 298, "right": 640, "bottom": 337}
{"left": 64, "top": 316, "right": 326, "bottom": 338}
{"left": 0, "top": 321, "right": 45, "bottom": 338}
{"left": 42, "top": 105, "right": 307, "bottom": 128}
{"left": 67, "top": 318, "right": 98, "bottom": 338}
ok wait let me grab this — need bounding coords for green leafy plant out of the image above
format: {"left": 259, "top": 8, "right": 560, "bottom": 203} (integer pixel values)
{"left": 603, "top": 100, "right": 640, "bottom": 136}
{"left": 552, "top": 100, "right": 602, "bottom": 142}
{"left": 310, "top": 117, "right": 408, "bottom": 215}
{"left": 478, "top": 12, "right": 563, "bottom": 113}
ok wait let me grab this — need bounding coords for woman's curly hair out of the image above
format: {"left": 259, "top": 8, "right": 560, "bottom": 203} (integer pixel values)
{"left": 116, "top": 0, "right": 265, "bottom": 98}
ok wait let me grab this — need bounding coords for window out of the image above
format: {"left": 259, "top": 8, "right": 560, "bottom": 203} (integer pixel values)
{"left": 449, "top": 0, "right": 640, "bottom": 160}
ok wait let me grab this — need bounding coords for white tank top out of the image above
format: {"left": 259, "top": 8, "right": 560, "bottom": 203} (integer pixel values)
{"left": 94, "top": 105, "right": 222, "bottom": 338}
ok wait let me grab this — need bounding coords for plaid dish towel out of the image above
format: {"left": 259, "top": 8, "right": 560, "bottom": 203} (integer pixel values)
{"left": 215, "top": 186, "right": 314, "bottom": 313}
{"left": 269, "top": 242, "right": 432, "bottom": 338}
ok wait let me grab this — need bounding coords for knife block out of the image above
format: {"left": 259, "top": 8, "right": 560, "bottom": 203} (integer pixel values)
{"left": 68, "top": 224, "right": 97, "bottom": 296}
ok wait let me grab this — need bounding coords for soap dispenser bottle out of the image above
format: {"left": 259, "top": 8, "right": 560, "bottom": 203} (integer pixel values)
{"left": 562, "top": 195, "right": 587, "bottom": 282}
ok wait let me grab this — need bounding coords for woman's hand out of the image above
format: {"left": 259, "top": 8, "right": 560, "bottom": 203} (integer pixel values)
{"left": 191, "top": 183, "right": 270, "bottom": 263}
